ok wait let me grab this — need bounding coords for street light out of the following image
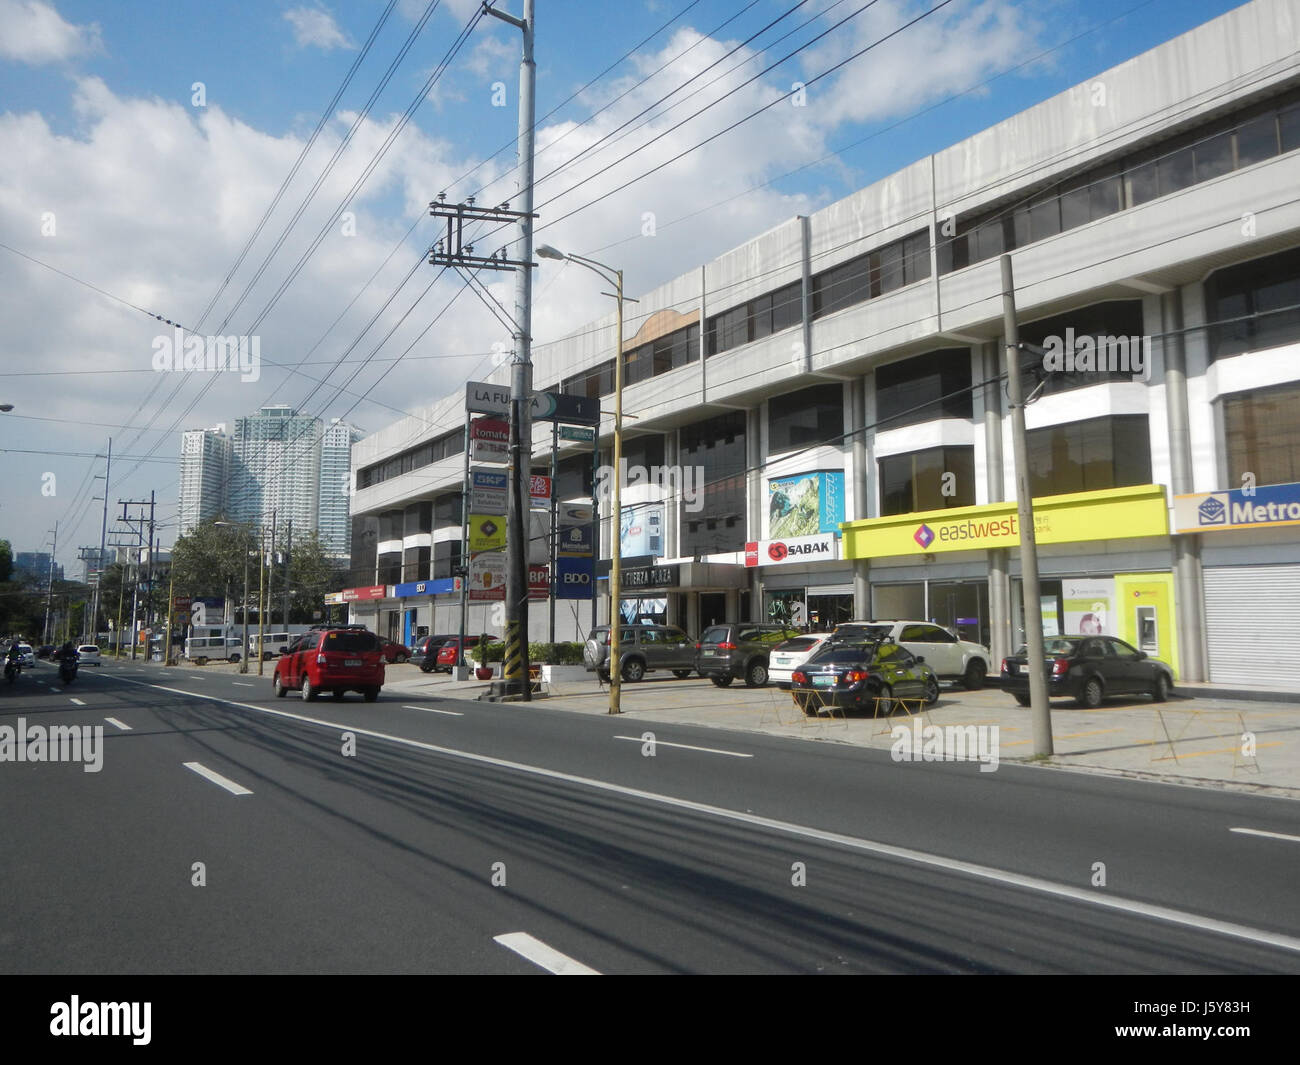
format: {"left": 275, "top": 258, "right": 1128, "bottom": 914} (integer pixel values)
{"left": 537, "top": 244, "right": 626, "bottom": 715}
{"left": 215, "top": 521, "right": 263, "bottom": 675}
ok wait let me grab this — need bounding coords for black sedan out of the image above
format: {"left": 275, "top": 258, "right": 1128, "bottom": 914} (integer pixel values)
{"left": 1001, "top": 635, "right": 1174, "bottom": 708}
{"left": 791, "top": 639, "right": 939, "bottom": 716}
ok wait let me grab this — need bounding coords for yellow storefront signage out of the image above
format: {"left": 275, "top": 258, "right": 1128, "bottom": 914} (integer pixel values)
{"left": 841, "top": 485, "right": 1169, "bottom": 559}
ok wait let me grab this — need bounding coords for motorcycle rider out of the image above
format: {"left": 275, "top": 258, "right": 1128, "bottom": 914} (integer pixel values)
{"left": 4, "top": 640, "right": 23, "bottom": 678}
{"left": 55, "top": 641, "right": 78, "bottom": 679}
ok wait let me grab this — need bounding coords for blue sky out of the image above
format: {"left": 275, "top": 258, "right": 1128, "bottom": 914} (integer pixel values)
{"left": 0, "top": 0, "right": 1256, "bottom": 570}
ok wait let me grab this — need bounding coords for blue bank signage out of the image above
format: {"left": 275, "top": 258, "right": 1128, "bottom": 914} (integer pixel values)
{"left": 1174, "top": 481, "right": 1300, "bottom": 533}
{"left": 393, "top": 578, "right": 459, "bottom": 597}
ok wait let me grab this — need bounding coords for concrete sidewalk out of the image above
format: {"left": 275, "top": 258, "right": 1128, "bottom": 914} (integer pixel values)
{"left": 381, "top": 665, "right": 1300, "bottom": 800}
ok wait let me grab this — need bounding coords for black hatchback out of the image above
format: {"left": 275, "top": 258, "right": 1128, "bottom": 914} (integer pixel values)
{"left": 1001, "top": 635, "right": 1174, "bottom": 708}
{"left": 411, "top": 634, "right": 457, "bottom": 672}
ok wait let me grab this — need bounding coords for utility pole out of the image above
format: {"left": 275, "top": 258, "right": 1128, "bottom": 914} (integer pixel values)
{"left": 283, "top": 516, "right": 292, "bottom": 627}
{"left": 259, "top": 511, "right": 274, "bottom": 676}
{"left": 1001, "top": 254, "right": 1053, "bottom": 756}
{"left": 88, "top": 439, "right": 110, "bottom": 645}
{"left": 42, "top": 521, "right": 57, "bottom": 646}
{"left": 118, "top": 497, "right": 155, "bottom": 661}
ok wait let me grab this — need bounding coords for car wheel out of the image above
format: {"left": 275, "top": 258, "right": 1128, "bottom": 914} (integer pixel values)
{"left": 745, "top": 661, "right": 768, "bottom": 688}
{"left": 333, "top": 689, "right": 346, "bottom": 700}
{"left": 1152, "top": 672, "right": 1170, "bottom": 703}
{"left": 420, "top": 661, "right": 434, "bottom": 673}
{"left": 393, "top": 653, "right": 408, "bottom": 664}
{"left": 872, "top": 683, "right": 895, "bottom": 716}
{"left": 622, "top": 659, "right": 645, "bottom": 683}
{"left": 672, "top": 669, "right": 692, "bottom": 679}
{"left": 598, "top": 670, "right": 610, "bottom": 684}
{"left": 963, "top": 659, "right": 987, "bottom": 690}
{"left": 1077, "top": 676, "right": 1104, "bottom": 709}
{"left": 924, "top": 675, "right": 940, "bottom": 706}
{"left": 1014, "top": 694, "right": 1032, "bottom": 707}
{"left": 273, "top": 674, "right": 287, "bottom": 698}
{"left": 710, "top": 676, "right": 733, "bottom": 688}
{"left": 229, "top": 654, "right": 240, "bottom": 663}
{"left": 301, "top": 677, "right": 318, "bottom": 702}
{"left": 363, "top": 687, "right": 380, "bottom": 703}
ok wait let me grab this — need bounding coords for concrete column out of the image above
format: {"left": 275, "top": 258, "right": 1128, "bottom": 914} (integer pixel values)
{"left": 664, "top": 429, "right": 680, "bottom": 560}
{"left": 983, "top": 342, "right": 1010, "bottom": 661}
{"left": 1164, "top": 287, "right": 1206, "bottom": 683}
{"left": 724, "top": 587, "right": 739, "bottom": 623}
{"left": 850, "top": 374, "right": 870, "bottom": 619}
{"left": 686, "top": 592, "right": 699, "bottom": 637}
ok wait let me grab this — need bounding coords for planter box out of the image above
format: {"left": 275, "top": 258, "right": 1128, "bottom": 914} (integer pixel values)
{"left": 540, "top": 664, "right": 589, "bottom": 683}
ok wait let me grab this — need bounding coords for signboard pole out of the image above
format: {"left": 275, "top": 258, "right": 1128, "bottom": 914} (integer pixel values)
{"left": 591, "top": 423, "right": 599, "bottom": 634}
{"left": 549, "top": 420, "right": 557, "bottom": 645}
{"left": 457, "top": 418, "right": 470, "bottom": 678}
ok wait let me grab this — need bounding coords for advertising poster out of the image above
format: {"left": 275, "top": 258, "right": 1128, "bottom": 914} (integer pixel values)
{"left": 620, "top": 504, "right": 664, "bottom": 557}
{"left": 468, "top": 514, "right": 506, "bottom": 552}
{"left": 1063, "top": 578, "right": 1115, "bottom": 635}
{"left": 468, "top": 553, "right": 506, "bottom": 601}
{"left": 767, "top": 471, "right": 846, "bottom": 539}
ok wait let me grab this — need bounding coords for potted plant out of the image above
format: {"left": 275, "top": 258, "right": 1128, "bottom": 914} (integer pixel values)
{"left": 530, "top": 642, "right": 589, "bottom": 684}
{"left": 470, "top": 637, "right": 501, "bottom": 680}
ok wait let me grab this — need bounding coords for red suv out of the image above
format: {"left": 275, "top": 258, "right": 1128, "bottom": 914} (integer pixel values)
{"left": 273, "top": 626, "right": 386, "bottom": 702}
{"left": 433, "top": 634, "right": 496, "bottom": 673}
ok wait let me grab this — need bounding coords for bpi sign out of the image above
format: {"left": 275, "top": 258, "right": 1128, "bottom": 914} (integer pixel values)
{"left": 745, "top": 533, "right": 838, "bottom": 567}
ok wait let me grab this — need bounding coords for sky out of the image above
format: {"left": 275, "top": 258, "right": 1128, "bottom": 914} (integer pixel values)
{"left": 0, "top": 0, "right": 1253, "bottom": 574}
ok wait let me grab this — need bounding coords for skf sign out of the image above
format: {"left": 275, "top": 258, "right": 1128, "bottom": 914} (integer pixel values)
{"left": 745, "top": 534, "right": 838, "bottom": 567}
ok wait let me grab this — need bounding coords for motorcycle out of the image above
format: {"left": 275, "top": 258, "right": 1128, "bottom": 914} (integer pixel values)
{"left": 4, "top": 659, "right": 19, "bottom": 684}
{"left": 58, "top": 656, "right": 78, "bottom": 684}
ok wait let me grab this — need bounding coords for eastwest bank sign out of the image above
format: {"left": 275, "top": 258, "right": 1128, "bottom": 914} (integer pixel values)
{"left": 745, "top": 534, "right": 838, "bottom": 567}
{"left": 841, "top": 485, "right": 1169, "bottom": 559}
{"left": 1174, "top": 482, "right": 1300, "bottom": 533}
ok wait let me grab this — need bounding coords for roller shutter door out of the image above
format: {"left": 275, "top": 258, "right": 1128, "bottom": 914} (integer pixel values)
{"left": 1203, "top": 565, "right": 1300, "bottom": 687}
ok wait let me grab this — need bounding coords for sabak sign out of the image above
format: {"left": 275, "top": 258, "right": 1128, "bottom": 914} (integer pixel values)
{"left": 468, "top": 514, "right": 506, "bottom": 552}
{"left": 470, "top": 417, "right": 509, "bottom": 464}
{"left": 745, "top": 534, "right": 838, "bottom": 567}
{"left": 1174, "top": 481, "right": 1300, "bottom": 533}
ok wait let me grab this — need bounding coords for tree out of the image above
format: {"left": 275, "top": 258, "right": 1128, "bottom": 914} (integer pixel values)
{"left": 279, "top": 530, "right": 345, "bottom": 623}
{"left": 171, "top": 520, "right": 252, "bottom": 599}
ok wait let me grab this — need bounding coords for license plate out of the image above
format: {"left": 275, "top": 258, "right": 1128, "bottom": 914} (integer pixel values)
{"left": 345, "top": 659, "right": 362, "bottom": 667}
{"left": 1019, "top": 664, "right": 1029, "bottom": 674}
{"left": 773, "top": 657, "right": 789, "bottom": 666}
{"left": 812, "top": 675, "right": 835, "bottom": 687}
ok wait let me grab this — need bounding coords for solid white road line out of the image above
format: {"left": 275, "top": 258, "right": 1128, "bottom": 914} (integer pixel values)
{"left": 233, "top": 682, "right": 254, "bottom": 687}
{"left": 69, "top": 698, "right": 85, "bottom": 706}
{"left": 104, "top": 717, "right": 132, "bottom": 731}
{"left": 613, "top": 735, "right": 752, "bottom": 758}
{"left": 401, "top": 704, "right": 464, "bottom": 716}
{"left": 1231, "top": 827, "right": 1300, "bottom": 844}
{"left": 182, "top": 762, "right": 253, "bottom": 796}
{"left": 493, "top": 933, "right": 599, "bottom": 975}
{"left": 103, "top": 673, "right": 1300, "bottom": 957}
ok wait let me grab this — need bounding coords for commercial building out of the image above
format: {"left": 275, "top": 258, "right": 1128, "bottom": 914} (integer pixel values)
{"left": 318, "top": 419, "right": 364, "bottom": 559}
{"left": 350, "top": 0, "right": 1300, "bottom": 686}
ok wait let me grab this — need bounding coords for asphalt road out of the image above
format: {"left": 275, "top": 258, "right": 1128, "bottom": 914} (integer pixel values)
{"left": 2, "top": 657, "right": 1299, "bottom": 974}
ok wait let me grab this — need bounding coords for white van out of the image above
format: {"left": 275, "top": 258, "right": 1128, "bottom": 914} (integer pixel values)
{"left": 184, "top": 636, "right": 243, "bottom": 664}
{"left": 249, "top": 632, "right": 298, "bottom": 660}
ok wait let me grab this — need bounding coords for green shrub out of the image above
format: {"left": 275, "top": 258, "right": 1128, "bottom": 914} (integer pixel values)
{"left": 528, "top": 642, "right": 585, "bottom": 665}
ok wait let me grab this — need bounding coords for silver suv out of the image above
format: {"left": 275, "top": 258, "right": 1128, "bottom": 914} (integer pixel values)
{"left": 583, "top": 625, "right": 697, "bottom": 682}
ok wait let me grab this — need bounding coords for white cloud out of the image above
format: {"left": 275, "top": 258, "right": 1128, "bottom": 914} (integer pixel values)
{"left": 0, "top": 0, "right": 101, "bottom": 64}
{"left": 283, "top": 6, "right": 353, "bottom": 52}
{"left": 464, "top": 34, "right": 516, "bottom": 79}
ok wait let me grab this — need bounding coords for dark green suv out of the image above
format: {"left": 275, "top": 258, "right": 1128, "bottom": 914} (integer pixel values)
{"left": 695, "top": 624, "right": 803, "bottom": 688}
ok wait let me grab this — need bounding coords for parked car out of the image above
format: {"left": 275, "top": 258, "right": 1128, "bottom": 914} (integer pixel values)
{"left": 1001, "top": 635, "right": 1174, "bottom": 708}
{"left": 411, "top": 634, "right": 456, "bottom": 672}
{"left": 833, "top": 620, "right": 992, "bottom": 689}
{"left": 36, "top": 645, "right": 55, "bottom": 660}
{"left": 791, "top": 638, "right": 940, "bottom": 715}
{"left": 767, "top": 633, "right": 835, "bottom": 688}
{"left": 695, "top": 624, "right": 803, "bottom": 688}
{"left": 380, "top": 639, "right": 410, "bottom": 664}
{"left": 272, "top": 626, "right": 386, "bottom": 702}
{"left": 15, "top": 644, "right": 35, "bottom": 667}
{"left": 583, "top": 625, "right": 697, "bottom": 682}
{"left": 433, "top": 635, "right": 497, "bottom": 673}
{"left": 76, "top": 645, "right": 101, "bottom": 666}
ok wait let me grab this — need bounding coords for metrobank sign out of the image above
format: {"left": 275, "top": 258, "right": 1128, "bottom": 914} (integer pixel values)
{"left": 1174, "top": 481, "right": 1300, "bottom": 533}
{"left": 841, "top": 485, "right": 1169, "bottom": 559}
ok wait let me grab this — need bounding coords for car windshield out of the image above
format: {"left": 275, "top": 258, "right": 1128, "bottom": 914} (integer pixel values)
{"left": 1016, "top": 638, "right": 1081, "bottom": 656}
{"left": 776, "top": 637, "right": 818, "bottom": 652}
{"left": 836, "top": 624, "right": 891, "bottom": 641}
{"left": 700, "top": 627, "right": 730, "bottom": 644}
{"left": 322, "top": 631, "right": 378, "bottom": 652}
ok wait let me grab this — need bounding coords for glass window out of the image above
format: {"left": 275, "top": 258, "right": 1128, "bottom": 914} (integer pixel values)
{"left": 1126, "top": 158, "right": 1159, "bottom": 206}
{"left": 750, "top": 292, "right": 774, "bottom": 340}
{"left": 1027, "top": 415, "right": 1151, "bottom": 498}
{"left": 1195, "top": 129, "right": 1234, "bottom": 182}
{"left": 879, "top": 446, "right": 975, "bottom": 516}
{"left": 1205, "top": 246, "right": 1300, "bottom": 361}
{"left": 903, "top": 232, "right": 931, "bottom": 285}
{"left": 1017, "top": 300, "right": 1146, "bottom": 393}
{"left": 1224, "top": 381, "right": 1300, "bottom": 488}
{"left": 680, "top": 412, "right": 746, "bottom": 556}
{"left": 625, "top": 343, "right": 653, "bottom": 386}
{"left": 1236, "top": 113, "right": 1278, "bottom": 167}
{"left": 772, "top": 283, "right": 802, "bottom": 333}
{"left": 769, "top": 384, "right": 842, "bottom": 453}
{"left": 1157, "top": 144, "right": 1195, "bottom": 195}
{"left": 1280, "top": 103, "right": 1300, "bottom": 153}
{"left": 1059, "top": 176, "right": 1092, "bottom": 231}
{"left": 1089, "top": 164, "right": 1124, "bottom": 220}
{"left": 812, "top": 254, "right": 871, "bottom": 317}
{"left": 875, "top": 349, "right": 973, "bottom": 429}
{"left": 878, "top": 241, "right": 904, "bottom": 295}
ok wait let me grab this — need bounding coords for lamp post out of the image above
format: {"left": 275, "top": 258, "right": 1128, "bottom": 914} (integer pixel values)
{"left": 536, "top": 244, "right": 625, "bottom": 715}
